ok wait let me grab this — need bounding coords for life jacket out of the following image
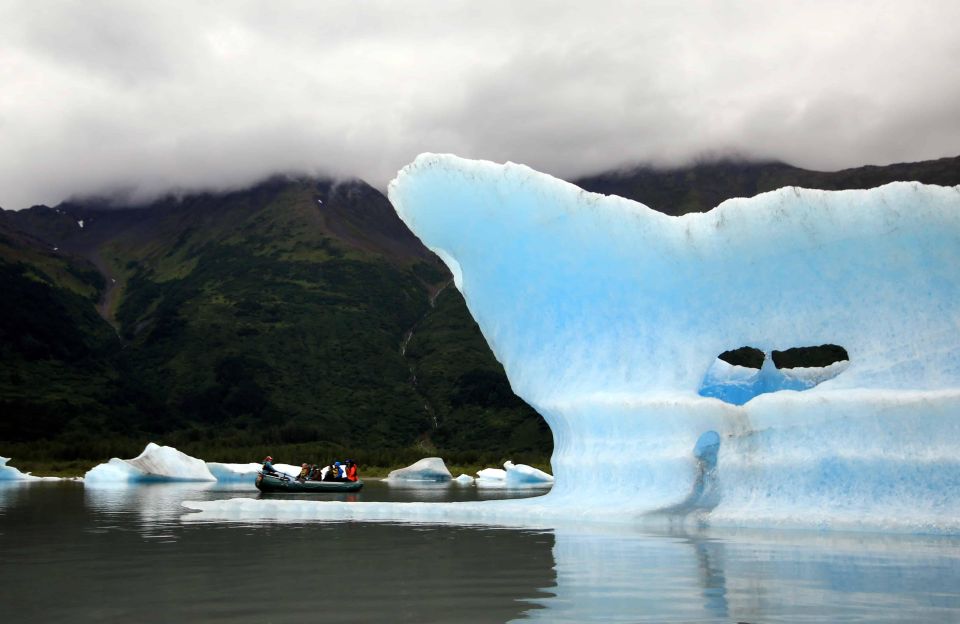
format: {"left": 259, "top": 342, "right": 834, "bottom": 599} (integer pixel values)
{"left": 346, "top": 464, "right": 358, "bottom": 482}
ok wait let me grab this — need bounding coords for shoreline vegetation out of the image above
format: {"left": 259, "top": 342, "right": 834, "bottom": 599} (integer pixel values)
{"left": 3, "top": 440, "right": 552, "bottom": 479}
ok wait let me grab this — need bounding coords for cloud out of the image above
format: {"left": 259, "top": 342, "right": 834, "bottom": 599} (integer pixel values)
{"left": 1, "top": 0, "right": 958, "bottom": 208}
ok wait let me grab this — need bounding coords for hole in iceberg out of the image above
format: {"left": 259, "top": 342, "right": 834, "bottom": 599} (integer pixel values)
{"left": 700, "top": 344, "right": 849, "bottom": 405}
{"left": 717, "top": 346, "right": 764, "bottom": 369}
{"left": 771, "top": 344, "right": 849, "bottom": 369}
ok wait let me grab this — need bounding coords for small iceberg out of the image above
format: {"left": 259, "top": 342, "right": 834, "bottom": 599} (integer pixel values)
{"left": 83, "top": 444, "right": 304, "bottom": 486}
{"left": 207, "top": 462, "right": 264, "bottom": 482}
{"left": 504, "top": 461, "right": 554, "bottom": 487}
{"left": 85, "top": 443, "right": 217, "bottom": 484}
{"left": 453, "top": 473, "right": 475, "bottom": 484}
{"left": 0, "top": 456, "right": 65, "bottom": 482}
{"left": 385, "top": 457, "right": 452, "bottom": 482}
{"left": 476, "top": 461, "right": 553, "bottom": 488}
{"left": 475, "top": 467, "right": 507, "bottom": 487}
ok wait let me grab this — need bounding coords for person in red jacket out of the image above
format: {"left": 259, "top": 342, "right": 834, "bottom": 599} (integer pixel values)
{"left": 345, "top": 459, "right": 358, "bottom": 482}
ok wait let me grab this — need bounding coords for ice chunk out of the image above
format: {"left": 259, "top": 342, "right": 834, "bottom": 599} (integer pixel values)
{"left": 1, "top": 457, "right": 47, "bottom": 481}
{"left": 505, "top": 462, "right": 554, "bottom": 487}
{"left": 475, "top": 467, "right": 506, "bottom": 488}
{"left": 85, "top": 443, "right": 216, "bottom": 484}
{"left": 83, "top": 444, "right": 304, "bottom": 485}
{"left": 0, "top": 457, "right": 70, "bottom": 482}
{"left": 384, "top": 154, "right": 960, "bottom": 531}
{"left": 1, "top": 456, "right": 37, "bottom": 481}
{"left": 477, "top": 467, "right": 506, "bottom": 480}
{"left": 475, "top": 462, "right": 554, "bottom": 488}
{"left": 385, "top": 457, "right": 452, "bottom": 482}
{"left": 453, "top": 473, "right": 475, "bottom": 484}
{"left": 207, "top": 462, "right": 263, "bottom": 482}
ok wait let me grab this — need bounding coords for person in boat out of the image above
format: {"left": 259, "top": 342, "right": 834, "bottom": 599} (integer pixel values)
{"left": 326, "top": 461, "right": 346, "bottom": 481}
{"left": 345, "top": 459, "right": 358, "bottom": 482}
{"left": 261, "top": 456, "right": 280, "bottom": 476}
{"left": 297, "top": 463, "right": 309, "bottom": 481}
{"left": 308, "top": 464, "right": 320, "bottom": 480}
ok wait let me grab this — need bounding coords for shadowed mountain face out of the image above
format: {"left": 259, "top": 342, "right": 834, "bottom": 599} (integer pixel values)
{"left": 575, "top": 155, "right": 960, "bottom": 215}
{"left": 0, "top": 176, "right": 548, "bottom": 464}
{"left": 1, "top": 156, "right": 958, "bottom": 466}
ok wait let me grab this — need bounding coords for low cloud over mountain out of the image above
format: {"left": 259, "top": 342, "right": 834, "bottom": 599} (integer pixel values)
{"left": 2, "top": 1, "right": 959, "bottom": 209}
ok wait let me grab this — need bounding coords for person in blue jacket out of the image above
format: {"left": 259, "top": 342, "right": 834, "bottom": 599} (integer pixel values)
{"left": 261, "top": 455, "right": 280, "bottom": 475}
{"left": 324, "top": 461, "right": 344, "bottom": 481}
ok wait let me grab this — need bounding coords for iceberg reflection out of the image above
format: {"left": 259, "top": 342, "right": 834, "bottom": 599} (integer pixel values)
{"left": 517, "top": 527, "right": 960, "bottom": 623}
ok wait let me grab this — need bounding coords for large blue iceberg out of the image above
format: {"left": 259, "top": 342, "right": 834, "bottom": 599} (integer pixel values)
{"left": 391, "top": 155, "right": 960, "bottom": 528}
{"left": 186, "top": 155, "right": 960, "bottom": 533}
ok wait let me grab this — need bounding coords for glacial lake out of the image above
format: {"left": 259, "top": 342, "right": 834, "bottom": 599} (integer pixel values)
{"left": 2, "top": 480, "right": 960, "bottom": 623}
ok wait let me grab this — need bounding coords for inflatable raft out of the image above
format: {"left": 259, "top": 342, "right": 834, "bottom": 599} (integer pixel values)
{"left": 255, "top": 472, "right": 364, "bottom": 493}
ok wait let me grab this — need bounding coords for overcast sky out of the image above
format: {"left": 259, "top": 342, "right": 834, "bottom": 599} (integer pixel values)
{"left": 1, "top": 0, "right": 958, "bottom": 209}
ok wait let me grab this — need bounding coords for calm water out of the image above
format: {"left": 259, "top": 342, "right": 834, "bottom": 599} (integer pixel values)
{"left": 2, "top": 480, "right": 959, "bottom": 623}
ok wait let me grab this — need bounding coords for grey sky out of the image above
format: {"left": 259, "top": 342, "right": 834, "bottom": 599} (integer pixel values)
{"left": 1, "top": 0, "right": 958, "bottom": 209}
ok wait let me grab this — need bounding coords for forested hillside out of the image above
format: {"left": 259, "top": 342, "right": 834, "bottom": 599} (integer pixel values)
{"left": 0, "top": 177, "right": 549, "bottom": 470}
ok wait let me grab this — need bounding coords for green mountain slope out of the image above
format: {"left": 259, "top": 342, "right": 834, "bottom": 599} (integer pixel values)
{"left": 1, "top": 176, "right": 552, "bottom": 469}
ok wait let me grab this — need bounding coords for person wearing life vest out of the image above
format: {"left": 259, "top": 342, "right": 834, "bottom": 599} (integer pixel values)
{"left": 322, "top": 461, "right": 340, "bottom": 481}
{"left": 345, "top": 459, "right": 358, "bottom": 482}
{"left": 261, "top": 456, "right": 280, "bottom": 475}
{"left": 297, "top": 463, "right": 309, "bottom": 481}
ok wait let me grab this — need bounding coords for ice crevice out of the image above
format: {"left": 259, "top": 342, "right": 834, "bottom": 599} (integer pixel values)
{"left": 184, "top": 155, "right": 960, "bottom": 533}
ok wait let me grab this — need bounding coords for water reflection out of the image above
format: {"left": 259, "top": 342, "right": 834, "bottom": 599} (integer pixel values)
{"left": 5, "top": 482, "right": 960, "bottom": 622}
{"left": 518, "top": 527, "right": 960, "bottom": 623}
{"left": 384, "top": 479, "right": 552, "bottom": 502}
{"left": 1, "top": 484, "right": 558, "bottom": 624}
{"left": 0, "top": 481, "right": 38, "bottom": 523}
{"left": 83, "top": 480, "right": 550, "bottom": 537}
{"left": 0, "top": 481, "right": 28, "bottom": 512}
{"left": 381, "top": 481, "right": 459, "bottom": 501}
{"left": 84, "top": 482, "right": 251, "bottom": 540}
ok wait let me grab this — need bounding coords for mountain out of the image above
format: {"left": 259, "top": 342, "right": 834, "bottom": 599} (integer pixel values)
{"left": 1, "top": 155, "right": 957, "bottom": 470}
{"left": 0, "top": 177, "right": 549, "bottom": 468}
{"left": 575, "top": 155, "right": 960, "bottom": 215}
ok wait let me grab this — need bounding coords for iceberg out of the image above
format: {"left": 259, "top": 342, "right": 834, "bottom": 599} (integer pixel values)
{"left": 385, "top": 457, "right": 452, "bottom": 482}
{"left": 206, "top": 462, "right": 264, "bottom": 482}
{"left": 474, "top": 462, "right": 554, "bottom": 488}
{"left": 82, "top": 443, "right": 304, "bottom": 485}
{"left": 389, "top": 155, "right": 960, "bottom": 531}
{"left": 0, "top": 456, "right": 64, "bottom": 482}
{"left": 1, "top": 456, "right": 37, "bottom": 481}
{"left": 184, "top": 155, "right": 960, "bottom": 534}
{"left": 476, "top": 467, "right": 506, "bottom": 481}
{"left": 504, "top": 461, "right": 554, "bottom": 487}
{"left": 85, "top": 443, "right": 217, "bottom": 484}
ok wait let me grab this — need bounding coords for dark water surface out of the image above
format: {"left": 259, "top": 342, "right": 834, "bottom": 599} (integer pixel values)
{"left": 2, "top": 481, "right": 959, "bottom": 623}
